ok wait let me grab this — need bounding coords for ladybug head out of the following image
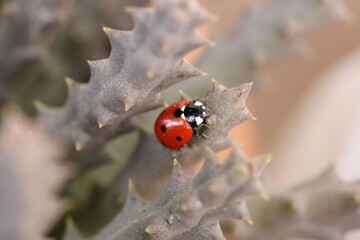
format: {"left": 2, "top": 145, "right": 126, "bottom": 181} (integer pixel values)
{"left": 184, "top": 99, "right": 209, "bottom": 129}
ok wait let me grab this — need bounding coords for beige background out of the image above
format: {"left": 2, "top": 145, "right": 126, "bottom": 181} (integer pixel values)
{"left": 196, "top": 1, "right": 360, "bottom": 238}
{"left": 199, "top": 0, "right": 360, "bottom": 155}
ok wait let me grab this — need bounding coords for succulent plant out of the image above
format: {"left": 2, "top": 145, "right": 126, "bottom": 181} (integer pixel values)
{"left": 82, "top": 147, "right": 269, "bottom": 240}
{"left": 37, "top": 0, "right": 209, "bottom": 150}
{"left": 0, "top": 108, "right": 67, "bottom": 240}
{"left": 109, "top": 80, "right": 254, "bottom": 202}
{"left": 0, "top": 0, "right": 67, "bottom": 98}
{"left": 224, "top": 167, "right": 360, "bottom": 240}
{"left": 198, "top": 0, "right": 353, "bottom": 85}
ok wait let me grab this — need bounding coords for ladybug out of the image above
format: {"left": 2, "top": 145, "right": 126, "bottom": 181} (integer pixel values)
{"left": 154, "top": 99, "right": 209, "bottom": 150}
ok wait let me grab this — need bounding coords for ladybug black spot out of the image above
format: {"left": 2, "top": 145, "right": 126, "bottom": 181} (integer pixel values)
{"left": 176, "top": 136, "right": 182, "bottom": 141}
{"left": 173, "top": 109, "right": 182, "bottom": 118}
{"left": 161, "top": 125, "right": 166, "bottom": 133}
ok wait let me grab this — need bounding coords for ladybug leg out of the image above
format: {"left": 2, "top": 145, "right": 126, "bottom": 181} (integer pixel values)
{"left": 200, "top": 133, "right": 209, "bottom": 139}
{"left": 193, "top": 129, "right": 200, "bottom": 138}
{"left": 206, "top": 108, "right": 211, "bottom": 117}
{"left": 176, "top": 146, "right": 185, "bottom": 151}
{"left": 194, "top": 128, "right": 209, "bottom": 139}
{"left": 202, "top": 123, "right": 211, "bottom": 129}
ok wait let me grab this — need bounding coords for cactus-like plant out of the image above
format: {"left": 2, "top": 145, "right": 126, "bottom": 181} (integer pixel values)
{"left": 65, "top": 146, "right": 269, "bottom": 240}
{"left": 109, "top": 80, "right": 254, "bottom": 202}
{"left": 0, "top": 109, "right": 67, "bottom": 240}
{"left": 224, "top": 167, "right": 360, "bottom": 240}
{"left": 0, "top": 0, "right": 67, "bottom": 96}
{"left": 198, "top": 0, "right": 352, "bottom": 84}
{"left": 37, "top": 0, "right": 210, "bottom": 150}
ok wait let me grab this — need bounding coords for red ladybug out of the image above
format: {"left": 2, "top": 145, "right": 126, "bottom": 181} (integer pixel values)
{"left": 154, "top": 99, "right": 209, "bottom": 150}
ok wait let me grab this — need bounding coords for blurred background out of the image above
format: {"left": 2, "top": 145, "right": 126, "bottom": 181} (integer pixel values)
{"left": 1, "top": 0, "right": 360, "bottom": 239}
{"left": 188, "top": 0, "right": 360, "bottom": 188}
{"left": 198, "top": 0, "right": 360, "bottom": 176}
{"left": 202, "top": 2, "right": 360, "bottom": 238}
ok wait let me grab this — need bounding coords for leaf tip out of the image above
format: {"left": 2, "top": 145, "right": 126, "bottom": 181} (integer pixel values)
{"left": 206, "top": 39, "right": 216, "bottom": 47}
{"left": 244, "top": 218, "right": 254, "bottom": 226}
{"left": 173, "top": 158, "right": 180, "bottom": 167}
{"left": 124, "top": 102, "right": 133, "bottom": 112}
{"left": 33, "top": 100, "right": 45, "bottom": 111}
{"left": 75, "top": 143, "right": 83, "bottom": 151}
{"left": 102, "top": 25, "right": 113, "bottom": 35}
{"left": 178, "top": 90, "right": 191, "bottom": 101}
{"left": 86, "top": 59, "right": 95, "bottom": 67}
{"left": 124, "top": 6, "right": 136, "bottom": 14}
{"left": 207, "top": 183, "right": 218, "bottom": 193}
{"left": 211, "top": 78, "right": 217, "bottom": 90}
{"left": 65, "top": 77, "right": 76, "bottom": 86}
{"left": 98, "top": 122, "right": 106, "bottom": 128}
{"left": 128, "top": 179, "right": 136, "bottom": 192}
{"left": 199, "top": 71, "right": 208, "bottom": 77}
{"left": 146, "top": 69, "right": 155, "bottom": 79}
{"left": 145, "top": 224, "right": 154, "bottom": 235}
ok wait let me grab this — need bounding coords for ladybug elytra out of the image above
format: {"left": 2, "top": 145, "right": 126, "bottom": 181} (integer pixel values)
{"left": 154, "top": 99, "right": 209, "bottom": 150}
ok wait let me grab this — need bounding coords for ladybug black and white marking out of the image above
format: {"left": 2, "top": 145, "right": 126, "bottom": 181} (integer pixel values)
{"left": 154, "top": 99, "right": 209, "bottom": 150}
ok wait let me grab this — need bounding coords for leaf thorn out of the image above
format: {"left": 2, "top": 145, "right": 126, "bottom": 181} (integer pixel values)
{"left": 75, "top": 143, "right": 83, "bottom": 151}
